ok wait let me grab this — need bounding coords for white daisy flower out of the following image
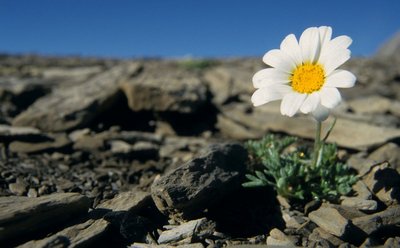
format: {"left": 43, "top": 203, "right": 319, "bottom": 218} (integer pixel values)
{"left": 251, "top": 26, "right": 356, "bottom": 121}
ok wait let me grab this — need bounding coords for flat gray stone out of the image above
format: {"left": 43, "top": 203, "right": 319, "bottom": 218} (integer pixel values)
{"left": 18, "top": 218, "right": 109, "bottom": 248}
{"left": 347, "top": 95, "right": 392, "bottom": 114}
{"left": 0, "top": 193, "right": 90, "bottom": 244}
{"left": 13, "top": 63, "right": 140, "bottom": 132}
{"left": 340, "top": 197, "right": 378, "bottom": 211}
{"left": 151, "top": 143, "right": 247, "bottom": 217}
{"left": 308, "top": 206, "right": 350, "bottom": 237}
{"left": 9, "top": 133, "right": 71, "bottom": 154}
{"left": 221, "top": 103, "right": 400, "bottom": 151}
{"left": 97, "top": 190, "right": 151, "bottom": 212}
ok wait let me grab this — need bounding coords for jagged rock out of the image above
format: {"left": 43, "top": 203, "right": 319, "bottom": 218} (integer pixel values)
{"left": 158, "top": 218, "right": 215, "bottom": 244}
{"left": 352, "top": 205, "right": 400, "bottom": 235}
{"left": 328, "top": 204, "right": 367, "bottom": 220}
{"left": 97, "top": 190, "right": 151, "bottom": 212}
{"left": 120, "top": 62, "right": 208, "bottom": 113}
{"left": 18, "top": 218, "right": 109, "bottom": 248}
{"left": 9, "top": 133, "right": 71, "bottom": 154}
{"left": 96, "top": 191, "right": 155, "bottom": 244}
{"left": 0, "top": 193, "right": 90, "bottom": 245}
{"left": 368, "top": 143, "right": 400, "bottom": 172}
{"left": 362, "top": 162, "right": 400, "bottom": 205}
{"left": 151, "top": 143, "right": 247, "bottom": 217}
{"left": 308, "top": 206, "right": 351, "bottom": 238}
{"left": 12, "top": 63, "right": 140, "bottom": 132}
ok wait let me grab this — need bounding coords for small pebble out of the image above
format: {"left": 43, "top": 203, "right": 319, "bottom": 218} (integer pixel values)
{"left": 9, "top": 182, "right": 27, "bottom": 196}
{"left": 27, "top": 188, "right": 38, "bottom": 197}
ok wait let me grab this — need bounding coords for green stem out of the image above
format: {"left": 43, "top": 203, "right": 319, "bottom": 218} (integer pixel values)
{"left": 312, "top": 121, "right": 322, "bottom": 169}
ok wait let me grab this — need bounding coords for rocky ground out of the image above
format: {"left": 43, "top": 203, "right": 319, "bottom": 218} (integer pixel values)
{"left": 1, "top": 35, "right": 400, "bottom": 248}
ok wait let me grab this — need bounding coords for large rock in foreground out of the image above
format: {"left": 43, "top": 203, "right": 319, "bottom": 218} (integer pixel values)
{"left": 0, "top": 193, "right": 90, "bottom": 245}
{"left": 12, "top": 63, "right": 140, "bottom": 132}
{"left": 151, "top": 143, "right": 247, "bottom": 218}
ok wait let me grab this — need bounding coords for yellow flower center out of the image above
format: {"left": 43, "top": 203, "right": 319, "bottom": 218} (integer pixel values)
{"left": 290, "top": 63, "right": 325, "bottom": 94}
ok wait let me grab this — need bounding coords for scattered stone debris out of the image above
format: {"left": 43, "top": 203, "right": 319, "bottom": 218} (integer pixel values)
{"left": 1, "top": 35, "right": 400, "bottom": 247}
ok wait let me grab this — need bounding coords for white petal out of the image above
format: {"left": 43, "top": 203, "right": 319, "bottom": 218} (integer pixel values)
{"left": 251, "top": 85, "right": 292, "bottom": 107}
{"left": 263, "top": 49, "right": 296, "bottom": 73}
{"left": 299, "top": 27, "right": 321, "bottom": 63}
{"left": 312, "top": 103, "right": 330, "bottom": 121}
{"left": 280, "top": 92, "right": 307, "bottom": 117}
{"left": 280, "top": 34, "right": 302, "bottom": 65}
{"left": 252, "top": 68, "right": 290, "bottom": 88}
{"left": 318, "top": 26, "right": 332, "bottom": 48}
{"left": 300, "top": 92, "right": 320, "bottom": 113}
{"left": 320, "top": 48, "right": 351, "bottom": 75}
{"left": 320, "top": 87, "right": 342, "bottom": 108}
{"left": 325, "top": 70, "right": 356, "bottom": 88}
{"left": 330, "top": 35, "right": 352, "bottom": 49}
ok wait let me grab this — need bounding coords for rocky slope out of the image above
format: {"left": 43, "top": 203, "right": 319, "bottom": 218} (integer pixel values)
{"left": 0, "top": 36, "right": 400, "bottom": 248}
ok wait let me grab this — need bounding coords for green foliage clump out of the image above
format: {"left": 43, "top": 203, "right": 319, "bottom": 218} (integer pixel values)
{"left": 243, "top": 134, "right": 358, "bottom": 202}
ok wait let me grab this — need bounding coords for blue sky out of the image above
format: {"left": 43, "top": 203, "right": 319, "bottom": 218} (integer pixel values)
{"left": 0, "top": 0, "right": 399, "bottom": 58}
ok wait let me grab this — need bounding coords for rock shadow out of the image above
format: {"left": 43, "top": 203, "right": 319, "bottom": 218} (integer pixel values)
{"left": 206, "top": 185, "right": 284, "bottom": 238}
{"left": 90, "top": 90, "right": 156, "bottom": 132}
